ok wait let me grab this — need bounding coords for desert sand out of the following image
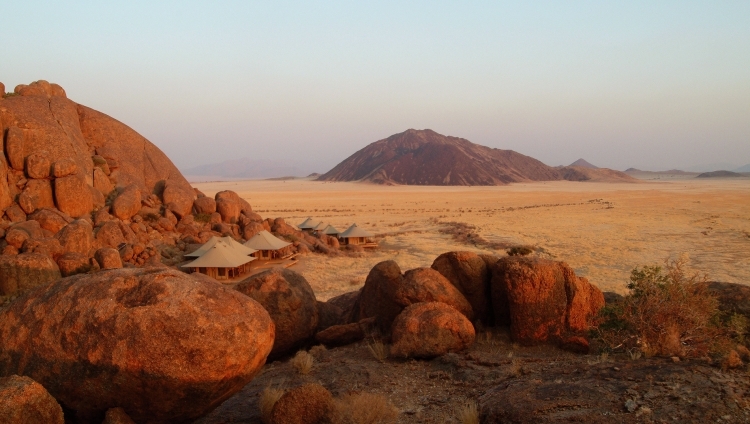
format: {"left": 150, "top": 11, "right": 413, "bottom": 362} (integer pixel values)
{"left": 193, "top": 178, "right": 750, "bottom": 300}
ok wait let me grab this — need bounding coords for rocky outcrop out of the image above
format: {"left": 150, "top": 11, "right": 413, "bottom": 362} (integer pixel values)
{"left": 111, "top": 185, "right": 141, "bottom": 220}
{"left": 390, "top": 302, "right": 475, "bottom": 358}
{"left": 396, "top": 267, "right": 474, "bottom": 321}
{"left": 491, "top": 257, "right": 604, "bottom": 351}
{"left": 432, "top": 251, "right": 495, "bottom": 324}
{"left": 193, "top": 196, "right": 217, "bottom": 215}
{"left": 53, "top": 174, "right": 93, "bottom": 217}
{"left": 0, "top": 375, "right": 64, "bottom": 424}
{"left": 0, "top": 253, "right": 61, "bottom": 296}
{"left": 354, "top": 260, "right": 406, "bottom": 331}
{"left": 235, "top": 268, "right": 318, "bottom": 358}
{"left": 0, "top": 268, "right": 275, "bottom": 423}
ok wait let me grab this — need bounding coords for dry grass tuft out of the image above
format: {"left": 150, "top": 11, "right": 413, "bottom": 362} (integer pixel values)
{"left": 456, "top": 400, "right": 480, "bottom": 424}
{"left": 291, "top": 350, "right": 314, "bottom": 375}
{"left": 367, "top": 339, "right": 388, "bottom": 363}
{"left": 330, "top": 392, "right": 399, "bottom": 424}
{"left": 508, "top": 358, "right": 522, "bottom": 378}
{"left": 259, "top": 387, "right": 285, "bottom": 424}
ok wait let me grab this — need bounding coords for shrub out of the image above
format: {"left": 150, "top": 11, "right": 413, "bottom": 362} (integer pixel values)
{"left": 259, "top": 387, "right": 284, "bottom": 424}
{"left": 194, "top": 213, "right": 212, "bottom": 223}
{"left": 144, "top": 213, "right": 160, "bottom": 223}
{"left": 104, "top": 189, "right": 118, "bottom": 206}
{"left": 366, "top": 339, "right": 388, "bottom": 363}
{"left": 456, "top": 400, "right": 479, "bottom": 424}
{"left": 594, "top": 259, "right": 725, "bottom": 358}
{"left": 3, "top": 92, "right": 18, "bottom": 98}
{"left": 291, "top": 350, "right": 314, "bottom": 375}
{"left": 329, "top": 392, "right": 398, "bottom": 424}
{"left": 506, "top": 245, "right": 533, "bottom": 256}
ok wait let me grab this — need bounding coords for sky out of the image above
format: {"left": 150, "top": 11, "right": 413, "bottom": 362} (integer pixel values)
{"left": 2, "top": 1, "right": 749, "bottom": 173}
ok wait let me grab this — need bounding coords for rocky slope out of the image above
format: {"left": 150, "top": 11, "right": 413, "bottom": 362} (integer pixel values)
{"left": 318, "top": 129, "right": 636, "bottom": 185}
{"left": 0, "top": 80, "right": 336, "bottom": 304}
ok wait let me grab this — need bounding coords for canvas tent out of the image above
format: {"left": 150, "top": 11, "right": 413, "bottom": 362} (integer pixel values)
{"left": 297, "top": 217, "right": 320, "bottom": 232}
{"left": 186, "top": 236, "right": 257, "bottom": 258}
{"left": 311, "top": 221, "right": 329, "bottom": 234}
{"left": 181, "top": 240, "right": 256, "bottom": 280}
{"left": 322, "top": 224, "right": 340, "bottom": 237}
{"left": 244, "top": 230, "right": 293, "bottom": 260}
{"left": 339, "top": 223, "right": 375, "bottom": 246}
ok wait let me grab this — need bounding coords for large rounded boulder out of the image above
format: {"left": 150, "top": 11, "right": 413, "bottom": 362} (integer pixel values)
{"left": 234, "top": 267, "right": 318, "bottom": 358}
{"left": 0, "top": 267, "right": 275, "bottom": 423}
{"left": 396, "top": 267, "right": 474, "bottom": 321}
{"left": 431, "top": 251, "right": 495, "bottom": 324}
{"left": 491, "top": 257, "right": 605, "bottom": 349}
{"left": 354, "top": 260, "right": 405, "bottom": 331}
{"left": 0, "top": 253, "right": 61, "bottom": 297}
{"left": 390, "top": 302, "right": 476, "bottom": 358}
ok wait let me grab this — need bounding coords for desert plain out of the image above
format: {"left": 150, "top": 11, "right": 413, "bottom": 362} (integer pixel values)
{"left": 193, "top": 177, "right": 750, "bottom": 300}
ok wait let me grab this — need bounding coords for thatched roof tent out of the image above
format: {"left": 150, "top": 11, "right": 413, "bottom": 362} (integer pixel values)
{"left": 186, "top": 236, "right": 257, "bottom": 258}
{"left": 244, "top": 230, "right": 292, "bottom": 251}
{"left": 339, "top": 223, "right": 373, "bottom": 239}
{"left": 181, "top": 241, "right": 256, "bottom": 269}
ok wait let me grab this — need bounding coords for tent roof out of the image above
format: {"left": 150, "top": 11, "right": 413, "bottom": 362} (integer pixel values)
{"left": 312, "top": 222, "right": 328, "bottom": 231}
{"left": 323, "top": 225, "right": 340, "bottom": 235}
{"left": 186, "top": 236, "right": 257, "bottom": 257}
{"left": 298, "top": 217, "right": 319, "bottom": 230}
{"left": 339, "top": 223, "right": 374, "bottom": 238}
{"left": 244, "top": 230, "right": 292, "bottom": 251}
{"left": 181, "top": 241, "right": 256, "bottom": 268}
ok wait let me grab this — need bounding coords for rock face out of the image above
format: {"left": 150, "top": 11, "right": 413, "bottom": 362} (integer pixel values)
{"left": 235, "top": 268, "right": 318, "bottom": 357}
{"left": 390, "top": 302, "right": 476, "bottom": 358}
{"left": 432, "top": 251, "right": 495, "bottom": 324}
{"left": 0, "top": 268, "right": 275, "bottom": 423}
{"left": 0, "top": 374, "right": 64, "bottom": 424}
{"left": 397, "top": 267, "right": 474, "bottom": 321}
{"left": 318, "top": 129, "right": 637, "bottom": 185}
{"left": 491, "top": 257, "right": 604, "bottom": 349}
{"left": 0, "top": 253, "right": 61, "bottom": 296}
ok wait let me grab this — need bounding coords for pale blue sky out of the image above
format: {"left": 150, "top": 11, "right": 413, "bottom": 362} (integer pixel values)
{"left": 2, "top": 1, "right": 749, "bottom": 172}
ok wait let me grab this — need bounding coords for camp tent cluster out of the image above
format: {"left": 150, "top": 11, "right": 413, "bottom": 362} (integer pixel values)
{"left": 298, "top": 218, "right": 376, "bottom": 247}
{"left": 182, "top": 231, "right": 292, "bottom": 280}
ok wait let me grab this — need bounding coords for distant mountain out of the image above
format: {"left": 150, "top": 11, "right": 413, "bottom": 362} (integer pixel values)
{"left": 182, "top": 158, "right": 319, "bottom": 181}
{"left": 696, "top": 170, "right": 745, "bottom": 178}
{"left": 569, "top": 158, "right": 598, "bottom": 169}
{"left": 318, "top": 129, "right": 636, "bottom": 185}
{"left": 734, "top": 164, "right": 750, "bottom": 173}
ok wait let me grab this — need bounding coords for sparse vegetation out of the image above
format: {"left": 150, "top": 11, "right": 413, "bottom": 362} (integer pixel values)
{"left": 594, "top": 258, "right": 728, "bottom": 358}
{"left": 506, "top": 245, "right": 534, "bottom": 256}
{"left": 104, "top": 189, "right": 119, "bottom": 206}
{"left": 194, "top": 213, "right": 212, "bottom": 223}
{"left": 291, "top": 350, "right": 314, "bottom": 374}
{"left": 144, "top": 212, "right": 160, "bottom": 223}
{"left": 3, "top": 92, "right": 19, "bottom": 98}
{"left": 259, "top": 387, "right": 285, "bottom": 424}
{"left": 508, "top": 358, "right": 522, "bottom": 378}
{"left": 456, "top": 400, "right": 479, "bottom": 424}
{"left": 329, "top": 392, "right": 399, "bottom": 424}
{"left": 366, "top": 339, "right": 388, "bottom": 363}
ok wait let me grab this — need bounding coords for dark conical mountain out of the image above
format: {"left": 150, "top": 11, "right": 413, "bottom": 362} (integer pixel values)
{"left": 317, "top": 129, "right": 561, "bottom": 185}
{"left": 318, "top": 129, "right": 636, "bottom": 185}
{"left": 569, "top": 158, "right": 598, "bottom": 169}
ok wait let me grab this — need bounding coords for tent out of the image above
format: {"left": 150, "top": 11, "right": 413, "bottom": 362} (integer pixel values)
{"left": 322, "top": 224, "right": 341, "bottom": 236}
{"left": 181, "top": 240, "right": 256, "bottom": 280}
{"left": 311, "top": 221, "right": 329, "bottom": 234}
{"left": 339, "top": 223, "right": 375, "bottom": 246}
{"left": 244, "top": 230, "right": 292, "bottom": 260}
{"left": 186, "top": 236, "right": 257, "bottom": 258}
{"left": 297, "top": 217, "right": 320, "bottom": 231}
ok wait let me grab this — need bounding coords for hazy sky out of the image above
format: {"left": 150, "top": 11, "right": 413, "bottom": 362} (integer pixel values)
{"left": 2, "top": 1, "right": 749, "bottom": 172}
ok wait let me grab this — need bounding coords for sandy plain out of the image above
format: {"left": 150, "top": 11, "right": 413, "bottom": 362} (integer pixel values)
{"left": 192, "top": 178, "right": 750, "bottom": 300}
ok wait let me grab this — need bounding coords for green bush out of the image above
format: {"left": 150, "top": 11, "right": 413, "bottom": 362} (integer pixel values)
{"left": 594, "top": 259, "right": 727, "bottom": 358}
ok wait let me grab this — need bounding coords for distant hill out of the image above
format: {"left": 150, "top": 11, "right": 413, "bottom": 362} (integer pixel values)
{"left": 569, "top": 158, "right": 598, "bottom": 169}
{"left": 318, "top": 129, "right": 637, "bottom": 185}
{"left": 182, "top": 158, "right": 319, "bottom": 180}
{"left": 696, "top": 170, "right": 746, "bottom": 178}
{"left": 735, "top": 164, "right": 750, "bottom": 173}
